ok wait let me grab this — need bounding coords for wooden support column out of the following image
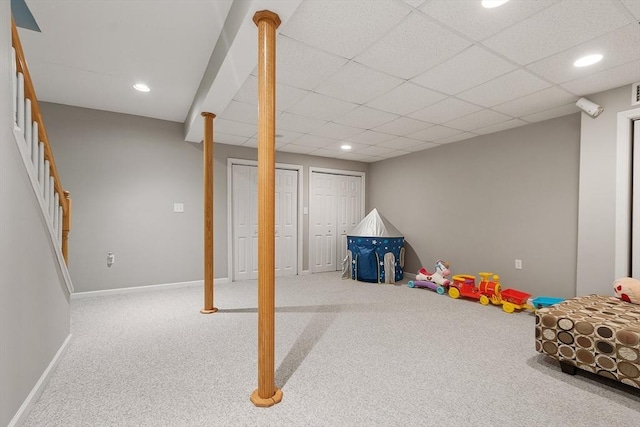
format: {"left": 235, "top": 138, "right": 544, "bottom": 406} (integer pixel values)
{"left": 201, "top": 112, "right": 218, "bottom": 314}
{"left": 251, "top": 9, "right": 281, "bottom": 408}
{"left": 62, "top": 191, "right": 71, "bottom": 265}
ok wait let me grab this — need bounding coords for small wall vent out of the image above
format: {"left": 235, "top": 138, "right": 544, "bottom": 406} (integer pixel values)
{"left": 632, "top": 82, "right": 640, "bottom": 106}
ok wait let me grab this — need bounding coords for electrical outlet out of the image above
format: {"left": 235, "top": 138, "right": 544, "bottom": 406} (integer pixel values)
{"left": 515, "top": 259, "right": 522, "bottom": 270}
{"left": 107, "top": 252, "right": 115, "bottom": 268}
{"left": 173, "top": 203, "right": 184, "bottom": 213}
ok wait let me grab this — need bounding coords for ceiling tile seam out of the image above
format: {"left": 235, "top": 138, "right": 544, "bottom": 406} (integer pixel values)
{"left": 614, "top": 0, "right": 640, "bottom": 21}
{"left": 340, "top": 8, "right": 414, "bottom": 61}
{"left": 410, "top": 0, "right": 561, "bottom": 51}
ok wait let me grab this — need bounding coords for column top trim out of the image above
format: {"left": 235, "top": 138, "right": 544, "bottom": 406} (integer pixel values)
{"left": 201, "top": 112, "right": 216, "bottom": 118}
{"left": 253, "top": 10, "right": 281, "bottom": 28}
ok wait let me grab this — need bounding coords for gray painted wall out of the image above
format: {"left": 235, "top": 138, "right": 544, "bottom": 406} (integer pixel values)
{"left": 576, "top": 85, "right": 640, "bottom": 295}
{"left": 0, "top": 4, "right": 70, "bottom": 425}
{"left": 41, "top": 103, "right": 205, "bottom": 292}
{"left": 367, "top": 114, "right": 581, "bottom": 298}
{"left": 41, "top": 103, "right": 368, "bottom": 292}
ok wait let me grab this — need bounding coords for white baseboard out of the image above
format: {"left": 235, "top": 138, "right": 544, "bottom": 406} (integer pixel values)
{"left": 301, "top": 270, "right": 311, "bottom": 275}
{"left": 71, "top": 278, "right": 229, "bottom": 299}
{"left": 8, "top": 334, "right": 72, "bottom": 427}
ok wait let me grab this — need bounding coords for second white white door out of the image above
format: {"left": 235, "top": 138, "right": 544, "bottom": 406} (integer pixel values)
{"left": 310, "top": 172, "right": 363, "bottom": 273}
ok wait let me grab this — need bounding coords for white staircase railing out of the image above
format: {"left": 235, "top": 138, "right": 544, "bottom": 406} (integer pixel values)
{"left": 11, "top": 17, "right": 71, "bottom": 264}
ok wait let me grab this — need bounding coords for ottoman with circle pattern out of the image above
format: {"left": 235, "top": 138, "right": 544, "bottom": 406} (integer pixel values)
{"left": 535, "top": 294, "right": 640, "bottom": 389}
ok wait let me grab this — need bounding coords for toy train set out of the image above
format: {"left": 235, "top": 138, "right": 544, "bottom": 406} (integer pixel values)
{"left": 407, "top": 260, "right": 565, "bottom": 313}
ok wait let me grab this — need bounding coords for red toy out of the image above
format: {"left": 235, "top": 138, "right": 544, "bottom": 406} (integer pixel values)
{"left": 449, "top": 272, "right": 533, "bottom": 313}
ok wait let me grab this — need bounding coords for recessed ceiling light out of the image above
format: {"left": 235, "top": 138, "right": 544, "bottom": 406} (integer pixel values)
{"left": 482, "top": 0, "right": 510, "bottom": 8}
{"left": 573, "top": 54, "right": 603, "bottom": 68}
{"left": 341, "top": 144, "right": 352, "bottom": 151}
{"left": 133, "top": 83, "right": 150, "bottom": 92}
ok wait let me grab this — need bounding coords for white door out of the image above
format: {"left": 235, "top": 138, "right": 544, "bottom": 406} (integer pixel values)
{"left": 310, "top": 171, "right": 363, "bottom": 273}
{"left": 232, "top": 164, "right": 298, "bottom": 280}
{"left": 310, "top": 173, "right": 337, "bottom": 272}
{"left": 275, "top": 169, "right": 298, "bottom": 276}
{"left": 337, "top": 175, "right": 362, "bottom": 267}
{"left": 632, "top": 120, "right": 639, "bottom": 277}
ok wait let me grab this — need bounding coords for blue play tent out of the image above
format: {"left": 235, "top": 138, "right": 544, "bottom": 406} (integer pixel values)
{"left": 345, "top": 208, "right": 404, "bottom": 284}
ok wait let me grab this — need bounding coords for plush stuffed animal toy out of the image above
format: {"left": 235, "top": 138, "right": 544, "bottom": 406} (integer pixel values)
{"left": 613, "top": 277, "right": 640, "bottom": 304}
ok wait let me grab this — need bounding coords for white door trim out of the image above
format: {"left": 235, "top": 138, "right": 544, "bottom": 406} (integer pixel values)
{"left": 309, "top": 167, "right": 366, "bottom": 273}
{"left": 615, "top": 108, "right": 640, "bottom": 278}
{"left": 227, "top": 158, "right": 303, "bottom": 281}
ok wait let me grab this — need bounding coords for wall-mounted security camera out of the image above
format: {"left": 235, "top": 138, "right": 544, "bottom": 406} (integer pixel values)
{"left": 576, "top": 97, "right": 604, "bottom": 118}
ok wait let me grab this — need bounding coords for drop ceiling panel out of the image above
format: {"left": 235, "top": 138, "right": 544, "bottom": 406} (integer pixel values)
{"left": 409, "top": 97, "right": 483, "bottom": 123}
{"left": 474, "top": 119, "right": 529, "bottom": 135}
{"left": 435, "top": 132, "right": 476, "bottom": 145}
{"left": 333, "top": 106, "right": 399, "bottom": 129}
{"left": 355, "top": 13, "right": 472, "bottom": 79}
{"left": 276, "top": 112, "right": 326, "bottom": 134}
{"left": 293, "top": 134, "right": 341, "bottom": 148}
{"left": 278, "top": 144, "right": 317, "bottom": 155}
{"left": 526, "top": 24, "right": 640, "bottom": 84}
{"left": 309, "top": 123, "right": 365, "bottom": 140}
{"left": 561, "top": 60, "right": 640, "bottom": 96}
{"left": 402, "top": 0, "right": 426, "bottom": 7}
{"left": 214, "top": 132, "right": 249, "bottom": 146}
{"left": 220, "top": 100, "right": 258, "bottom": 124}
{"left": 279, "top": 0, "right": 410, "bottom": 59}
{"left": 403, "top": 141, "right": 440, "bottom": 152}
{"left": 274, "top": 130, "right": 304, "bottom": 145}
{"left": 366, "top": 82, "right": 447, "bottom": 116}
{"left": 444, "top": 109, "right": 512, "bottom": 132}
{"left": 493, "top": 87, "right": 577, "bottom": 117}
{"left": 275, "top": 36, "right": 348, "bottom": 90}
{"left": 482, "top": 0, "right": 632, "bottom": 65}
{"left": 408, "top": 125, "right": 462, "bottom": 141}
{"left": 419, "top": 0, "right": 559, "bottom": 41}
{"left": 457, "top": 69, "right": 551, "bottom": 107}
{"left": 622, "top": 0, "right": 640, "bottom": 19}
{"left": 339, "top": 152, "right": 382, "bottom": 162}
{"left": 522, "top": 103, "right": 580, "bottom": 123}
{"left": 346, "top": 130, "right": 396, "bottom": 145}
{"left": 411, "top": 46, "right": 517, "bottom": 95}
{"left": 287, "top": 92, "right": 358, "bottom": 121}
{"left": 378, "top": 137, "right": 426, "bottom": 150}
{"left": 314, "top": 62, "right": 403, "bottom": 104}
{"left": 214, "top": 118, "right": 256, "bottom": 138}
{"left": 233, "top": 76, "right": 309, "bottom": 112}
{"left": 355, "top": 145, "right": 399, "bottom": 157}
{"left": 373, "top": 117, "right": 434, "bottom": 137}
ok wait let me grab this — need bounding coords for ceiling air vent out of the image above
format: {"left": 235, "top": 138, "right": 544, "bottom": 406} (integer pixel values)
{"left": 632, "top": 82, "right": 640, "bottom": 106}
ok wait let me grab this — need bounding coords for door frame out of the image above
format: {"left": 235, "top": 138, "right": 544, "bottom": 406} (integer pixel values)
{"left": 615, "top": 108, "right": 640, "bottom": 278}
{"left": 309, "top": 167, "right": 366, "bottom": 273}
{"left": 227, "top": 158, "right": 303, "bottom": 281}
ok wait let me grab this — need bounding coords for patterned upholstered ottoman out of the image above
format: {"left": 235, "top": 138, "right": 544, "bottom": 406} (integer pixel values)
{"left": 535, "top": 295, "right": 640, "bottom": 389}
